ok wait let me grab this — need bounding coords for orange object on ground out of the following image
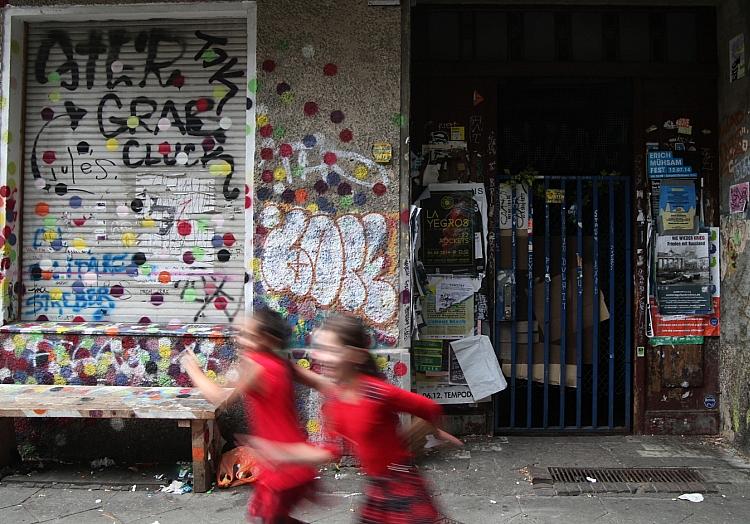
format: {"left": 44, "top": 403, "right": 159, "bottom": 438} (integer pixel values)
{"left": 216, "top": 446, "right": 260, "bottom": 488}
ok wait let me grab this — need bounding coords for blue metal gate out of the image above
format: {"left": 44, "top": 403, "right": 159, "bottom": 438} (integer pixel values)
{"left": 494, "top": 175, "right": 632, "bottom": 431}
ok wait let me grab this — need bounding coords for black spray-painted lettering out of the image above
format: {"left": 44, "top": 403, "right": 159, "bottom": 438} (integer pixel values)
{"left": 33, "top": 28, "right": 243, "bottom": 202}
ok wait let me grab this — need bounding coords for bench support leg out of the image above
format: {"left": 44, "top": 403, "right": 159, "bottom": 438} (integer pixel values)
{"left": 0, "top": 417, "right": 17, "bottom": 468}
{"left": 191, "top": 420, "right": 215, "bottom": 492}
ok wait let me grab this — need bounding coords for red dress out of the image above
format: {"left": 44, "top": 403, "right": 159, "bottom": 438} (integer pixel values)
{"left": 244, "top": 351, "right": 317, "bottom": 521}
{"left": 322, "top": 374, "right": 444, "bottom": 524}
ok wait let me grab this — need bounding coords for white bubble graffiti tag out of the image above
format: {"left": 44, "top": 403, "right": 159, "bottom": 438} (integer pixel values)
{"left": 259, "top": 205, "right": 398, "bottom": 325}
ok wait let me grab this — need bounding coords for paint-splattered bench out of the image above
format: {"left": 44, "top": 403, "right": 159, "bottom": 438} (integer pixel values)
{"left": 0, "top": 384, "right": 227, "bottom": 492}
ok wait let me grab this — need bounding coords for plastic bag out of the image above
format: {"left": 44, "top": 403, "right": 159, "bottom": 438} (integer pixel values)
{"left": 216, "top": 446, "right": 260, "bottom": 488}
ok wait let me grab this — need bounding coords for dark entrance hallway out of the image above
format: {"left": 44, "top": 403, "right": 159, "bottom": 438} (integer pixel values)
{"left": 411, "top": 4, "right": 719, "bottom": 433}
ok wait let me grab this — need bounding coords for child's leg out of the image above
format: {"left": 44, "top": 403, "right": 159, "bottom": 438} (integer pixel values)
{"left": 248, "top": 480, "right": 312, "bottom": 524}
{"left": 359, "top": 466, "right": 440, "bottom": 524}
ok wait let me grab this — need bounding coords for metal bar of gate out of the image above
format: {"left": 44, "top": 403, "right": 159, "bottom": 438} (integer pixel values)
{"left": 608, "top": 180, "right": 616, "bottom": 428}
{"left": 575, "top": 178, "right": 584, "bottom": 428}
{"left": 510, "top": 184, "right": 518, "bottom": 428}
{"left": 624, "top": 180, "right": 633, "bottom": 430}
{"left": 494, "top": 175, "right": 632, "bottom": 432}
{"left": 560, "top": 180, "right": 568, "bottom": 427}
{"left": 527, "top": 187, "right": 535, "bottom": 428}
{"left": 494, "top": 188, "right": 501, "bottom": 423}
{"left": 543, "top": 178, "right": 551, "bottom": 428}
{"left": 592, "top": 180, "right": 600, "bottom": 428}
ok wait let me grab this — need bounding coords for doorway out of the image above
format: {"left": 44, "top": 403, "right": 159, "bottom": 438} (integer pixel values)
{"left": 410, "top": 4, "right": 719, "bottom": 435}
{"left": 494, "top": 81, "right": 632, "bottom": 430}
{"left": 494, "top": 79, "right": 632, "bottom": 431}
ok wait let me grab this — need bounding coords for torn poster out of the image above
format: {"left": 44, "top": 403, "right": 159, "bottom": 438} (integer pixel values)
{"left": 416, "top": 381, "right": 481, "bottom": 404}
{"left": 450, "top": 335, "right": 507, "bottom": 400}
{"left": 473, "top": 90, "right": 485, "bottom": 106}
{"left": 730, "top": 182, "right": 749, "bottom": 214}
{"left": 648, "top": 336, "right": 704, "bottom": 346}
{"left": 448, "top": 348, "right": 467, "bottom": 386}
{"left": 435, "top": 277, "right": 481, "bottom": 312}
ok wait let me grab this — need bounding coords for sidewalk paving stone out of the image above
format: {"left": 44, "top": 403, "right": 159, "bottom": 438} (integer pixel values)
{"left": 0, "top": 486, "right": 39, "bottom": 509}
{"left": 0, "top": 505, "right": 38, "bottom": 524}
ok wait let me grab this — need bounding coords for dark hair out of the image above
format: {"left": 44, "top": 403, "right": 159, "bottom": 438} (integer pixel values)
{"left": 253, "top": 308, "right": 292, "bottom": 349}
{"left": 320, "top": 314, "right": 381, "bottom": 377}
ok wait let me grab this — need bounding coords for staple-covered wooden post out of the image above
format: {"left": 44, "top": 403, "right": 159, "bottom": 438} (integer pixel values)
{"left": 0, "top": 417, "right": 17, "bottom": 467}
{"left": 191, "top": 419, "right": 211, "bottom": 492}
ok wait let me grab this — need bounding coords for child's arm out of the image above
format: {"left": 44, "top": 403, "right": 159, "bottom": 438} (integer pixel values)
{"left": 236, "top": 435, "right": 337, "bottom": 467}
{"left": 385, "top": 383, "right": 463, "bottom": 447}
{"left": 292, "top": 364, "right": 336, "bottom": 395}
{"left": 385, "top": 382, "right": 444, "bottom": 423}
{"left": 181, "top": 351, "right": 260, "bottom": 406}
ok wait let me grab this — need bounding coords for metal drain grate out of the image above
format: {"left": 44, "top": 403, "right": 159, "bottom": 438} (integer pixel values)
{"left": 529, "top": 466, "right": 715, "bottom": 496}
{"left": 549, "top": 467, "right": 704, "bottom": 484}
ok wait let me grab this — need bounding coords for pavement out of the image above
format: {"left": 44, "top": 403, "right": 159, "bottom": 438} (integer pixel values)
{"left": 1, "top": 435, "right": 749, "bottom": 523}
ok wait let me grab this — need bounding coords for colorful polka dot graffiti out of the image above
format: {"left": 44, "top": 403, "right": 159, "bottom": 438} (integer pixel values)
{"left": 0, "top": 329, "right": 236, "bottom": 387}
{"left": 253, "top": 44, "right": 399, "bottom": 344}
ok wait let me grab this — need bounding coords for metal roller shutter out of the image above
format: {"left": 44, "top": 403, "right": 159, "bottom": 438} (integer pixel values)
{"left": 21, "top": 19, "right": 247, "bottom": 324}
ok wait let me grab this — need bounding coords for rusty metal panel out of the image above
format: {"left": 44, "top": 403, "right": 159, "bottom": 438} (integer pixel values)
{"left": 660, "top": 345, "right": 704, "bottom": 388}
{"left": 646, "top": 410, "right": 719, "bottom": 435}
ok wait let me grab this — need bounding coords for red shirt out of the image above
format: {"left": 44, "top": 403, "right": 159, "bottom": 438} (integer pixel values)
{"left": 244, "top": 351, "right": 316, "bottom": 490}
{"left": 322, "top": 375, "right": 443, "bottom": 476}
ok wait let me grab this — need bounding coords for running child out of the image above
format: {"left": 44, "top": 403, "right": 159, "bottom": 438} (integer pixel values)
{"left": 181, "top": 309, "right": 317, "bottom": 524}
{"left": 244, "top": 314, "right": 462, "bottom": 524}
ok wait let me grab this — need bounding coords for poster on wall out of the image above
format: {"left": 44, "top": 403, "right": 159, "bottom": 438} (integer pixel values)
{"left": 497, "top": 183, "right": 529, "bottom": 230}
{"left": 420, "top": 190, "right": 477, "bottom": 271}
{"left": 414, "top": 340, "right": 490, "bottom": 404}
{"left": 413, "top": 340, "right": 443, "bottom": 372}
{"left": 730, "top": 33, "right": 746, "bottom": 83}
{"left": 448, "top": 348, "right": 467, "bottom": 385}
{"left": 418, "top": 183, "right": 489, "bottom": 272}
{"left": 416, "top": 382, "right": 484, "bottom": 404}
{"left": 655, "top": 233, "right": 712, "bottom": 315}
{"left": 658, "top": 180, "right": 697, "bottom": 235}
{"left": 420, "top": 284, "right": 474, "bottom": 339}
{"left": 646, "top": 149, "right": 700, "bottom": 179}
{"left": 435, "top": 277, "right": 481, "bottom": 312}
{"left": 649, "top": 228, "right": 720, "bottom": 337}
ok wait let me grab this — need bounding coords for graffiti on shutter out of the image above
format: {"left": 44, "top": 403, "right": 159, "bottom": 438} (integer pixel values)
{"left": 22, "top": 20, "right": 248, "bottom": 324}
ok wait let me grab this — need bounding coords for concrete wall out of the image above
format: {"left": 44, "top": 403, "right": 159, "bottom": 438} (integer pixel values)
{"left": 717, "top": 0, "right": 750, "bottom": 454}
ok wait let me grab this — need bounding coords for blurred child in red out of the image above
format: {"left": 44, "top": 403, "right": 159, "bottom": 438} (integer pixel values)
{"left": 182, "top": 309, "right": 317, "bottom": 524}
{"left": 245, "top": 314, "right": 462, "bottom": 524}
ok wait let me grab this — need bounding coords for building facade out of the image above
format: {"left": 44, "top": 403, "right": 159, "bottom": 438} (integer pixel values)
{"left": 0, "top": 0, "right": 409, "bottom": 458}
{"left": 0, "top": 0, "right": 749, "bottom": 458}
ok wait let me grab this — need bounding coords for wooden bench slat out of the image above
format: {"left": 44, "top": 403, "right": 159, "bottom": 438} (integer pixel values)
{"left": 0, "top": 385, "right": 226, "bottom": 420}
